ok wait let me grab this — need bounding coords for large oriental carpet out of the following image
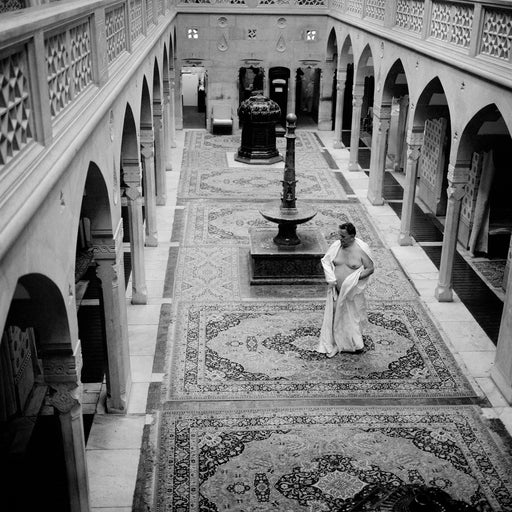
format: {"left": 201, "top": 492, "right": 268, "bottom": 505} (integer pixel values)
{"left": 140, "top": 130, "right": 512, "bottom": 511}
{"left": 155, "top": 405, "right": 512, "bottom": 512}
{"left": 166, "top": 299, "right": 475, "bottom": 400}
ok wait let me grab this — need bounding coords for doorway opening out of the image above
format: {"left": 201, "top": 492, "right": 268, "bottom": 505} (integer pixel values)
{"left": 296, "top": 67, "right": 320, "bottom": 128}
{"left": 181, "top": 66, "right": 207, "bottom": 129}
{"left": 269, "top": 67, "right": 290, "bottom": 136}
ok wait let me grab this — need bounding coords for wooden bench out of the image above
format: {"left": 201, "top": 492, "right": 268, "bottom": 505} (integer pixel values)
{"left": 211, "top": 104, "right": 233, "bottom": 134}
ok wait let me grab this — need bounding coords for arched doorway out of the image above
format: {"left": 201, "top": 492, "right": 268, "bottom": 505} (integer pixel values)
{"left": 1, "top": 274, "right": 87, "bottom": 512}
{"left": 296, "top": 67, "right": 320, "bottom": 128}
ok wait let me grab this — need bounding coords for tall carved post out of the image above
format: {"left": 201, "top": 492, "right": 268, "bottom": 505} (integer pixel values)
{"left": 44, "top": 349, "right": 90, "bottom": 512}
{"left": 435, "top": 161, "right": 470, "bottom": 301}
{"left": 153, "top": 102, "right": 167, "bottom": 205}
{"left": 168, "top": 70, "right": 177, "bottom": 147}
{"left": 140, "top": 128, "right": 159, "bottom": 247}
{"left": 398, "top": 129, "right": 423, "bottom": 245}
{"left": 333, "top": 70, "right": 347, "bottom": 149}
{"left": 367, "top": 102, "right": 391, "bottom": 205}
{"left": 288, "top": 72, "right": 296, "bottom": 120}
{"left": 122, "top": 158, "right": 148, "bottom": 304}
{"left": 162, "top": 78, "right": 173, "bottom": 173}
{"left": 93, "top": 224, "right": 132, "bottom": 412}
{"left": 172, "top": 69, "right": 182, "bottom": 131}
{"left": 348, "top": 86, "right": 364, "bottom": 171}
{"left": 492, "top": 268, "right": 512, "bottom": 403}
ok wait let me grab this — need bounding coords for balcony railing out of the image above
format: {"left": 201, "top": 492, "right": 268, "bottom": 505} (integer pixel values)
{"left": 330, "top": 0, "right": 512, "bottom": 65}
{"left": 0, "top": 0, "right": 174, "bottom": 169}
{"left": 0, "top": 0, "right": 511, "bottom": 171}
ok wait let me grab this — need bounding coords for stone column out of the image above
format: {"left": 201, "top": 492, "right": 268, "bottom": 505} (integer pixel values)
{"left": 398, "top": 129, "right": 423, "bottom": 245}
{"left": 435, "top": 161, "right": 470, "bottom": 301}
{"left": 153, "top": 102, "right": 167, "bottom": 205}
{"left": 491, "top": 268, "right": 512, "bottom": 403}
{"left": 172, "top": 70, "right": 183, "bottom": 131}
{"left": 162, "top": 79, "right": 173, "bottom": 173}
{"left": 348, "top": 86, "right": 364, "bottom": 171}
{"left": 168, "top": 70, "right": 177, "bottom": 147}
{"left": 122, "top": 158, "right": 148, "bottom": 304}
{"left": 93, "top": 224, "right": 131, "bottom": 412}
{"left": 44, "top": 350, "right": 90, "bottom": 512}
{"left": 367, "top": 102, "right": 391, "bottom": 205}
{"left": 140, "top": 129, "right": 159, "bottom": 247}
{"left": 333, "top": 70, "right": 347, "bottom": 149}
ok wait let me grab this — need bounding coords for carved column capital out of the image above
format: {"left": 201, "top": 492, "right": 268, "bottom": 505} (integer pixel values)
{"left": 373, "top": 102, "right": 392, "bottom": 121}
{"left": 153, "top": 102, "right": 163, "bottom": 118}
{"left": 122, "top": 158, "right": 141, "bottom": 186}
{"left": 352, "top": 95, "right": 363, "bottom": 108}
{"left": 447, "top": 161, "right": 470, "bottom": 185}
{"left": 336, "top": 70, "right": 347, "bottom": 82}
{"left": 92, "top": 224, "right": 123, "bottom": 262}
{"left": 378, "top": 117, "right": 391, "bottom": 135}
{"left": 140, "top": 142, "right": 155, "bottom": 160}
{"left": 48, "top": 383, "right": 81, "bottom": 414}
{"left": 42, "top": 347, "right": 80, "bottom": 383}
{"left": 446, "top": 182, "right": 467, "bottom": 201}
{"left": 406, "top": 128, "right": 424, "bottom": 147}
{"left": 406, "top": 144, "right": 421, "bottom": 162}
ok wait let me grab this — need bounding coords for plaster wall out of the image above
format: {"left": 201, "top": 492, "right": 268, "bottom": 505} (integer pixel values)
{"left": 0, "top": 27, "right": 174, "bottom": 343}
{"left": 175, "top": 14, "right": 331, "bottom": 128}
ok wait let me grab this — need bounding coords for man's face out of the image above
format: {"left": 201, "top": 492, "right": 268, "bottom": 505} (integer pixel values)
{"left": 338, "top": 228, "right": 354, "bottom": 248}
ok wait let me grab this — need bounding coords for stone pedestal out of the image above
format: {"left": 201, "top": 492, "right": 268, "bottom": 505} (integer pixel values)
{"left": 249, "top": 227, "right": 327, "bottom": 285}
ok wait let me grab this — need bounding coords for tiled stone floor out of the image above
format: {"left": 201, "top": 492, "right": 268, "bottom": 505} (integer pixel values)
{"left": 85, "top": 129, "right": 512, "bottom": 511}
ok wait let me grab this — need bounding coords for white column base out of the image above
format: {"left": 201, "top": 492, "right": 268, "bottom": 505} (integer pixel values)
{"left": 491, "top": 366, "right": 512, "bottom": 405}
{"left": 435, "top": 284, "right": 453, "bottom": 302}
{"left": 398, "top": 233, "right": 414, "bottom": 246}
{"left": 145, "top": 235, "right": 158, "bottom": 247}
{"left": 131, "top": 289, "right": 148, "bottom": 305}
{"left": 367, "top": 191, "right": 384, "bottom": 206}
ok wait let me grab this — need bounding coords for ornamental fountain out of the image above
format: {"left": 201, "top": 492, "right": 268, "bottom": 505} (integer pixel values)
{"left": 248, "top": 113, "right": 328, "bottom": 284}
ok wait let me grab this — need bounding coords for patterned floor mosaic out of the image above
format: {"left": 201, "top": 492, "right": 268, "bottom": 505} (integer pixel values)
{"left": 165, "top": 300, "right": 475, "bottom": 400}
{"left": 155, "top": 405, "right": 512, "bottom": 511}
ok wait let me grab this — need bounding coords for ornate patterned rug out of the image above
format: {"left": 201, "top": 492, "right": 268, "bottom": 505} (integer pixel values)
{"left": 178, "top": 129, "right": 342, "bottom": 200}
{"left": 154, "top": 405, "right": 512, "bottom": 511}
{"left": 472, "top": 259, "right": 506, "bottom": 289}
{"left": 178, "top": 165, "right": 345, "bottom": 200}
{"left": 168, "top": 245, "right": 417, "bottom": 302}
{"left": 186, "top": 129, "right": 321, "bottom": 151}
{"left": 180, "top": 201, "right": 382, "bottom": 248}
{"left": 165, "top": 300, "right": 476, "bottom": 400}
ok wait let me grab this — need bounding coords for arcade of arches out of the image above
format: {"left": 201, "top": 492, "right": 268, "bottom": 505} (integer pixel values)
{"left": 1, "top": 2, "right": 512, "bottom": 510}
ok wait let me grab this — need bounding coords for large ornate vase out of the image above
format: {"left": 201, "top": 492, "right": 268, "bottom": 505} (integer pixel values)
{"left": 235, "top": 94, "right": 283, "bottom": 164}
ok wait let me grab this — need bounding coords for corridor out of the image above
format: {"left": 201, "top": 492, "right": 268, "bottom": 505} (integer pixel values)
{"left": 86, "top": 128, "right": 512, "bottom": 510}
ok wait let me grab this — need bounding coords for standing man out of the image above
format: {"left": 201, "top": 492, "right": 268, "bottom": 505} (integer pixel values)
{"left": 316, "top": 222, "right": 374, "bottom": 357}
